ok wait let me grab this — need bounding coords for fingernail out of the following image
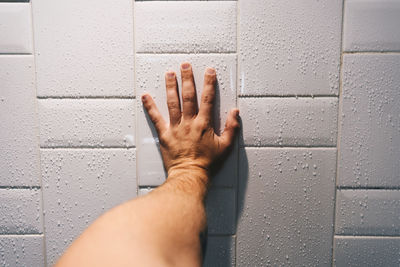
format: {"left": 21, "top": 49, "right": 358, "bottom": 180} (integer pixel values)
{"left": 234, "top": 109, "right": 240, "bottom": 117}
{"left": 166, "top": 71, "right": 175, "bottom": 78}
{"left": 206, "top": 68, "right": 215, "bottom": 75}
{"left": 141, "top": 95, "right": 147, "bottom": 102}
{"left": 181, "top": 62, "right": 191, "bottom": 70}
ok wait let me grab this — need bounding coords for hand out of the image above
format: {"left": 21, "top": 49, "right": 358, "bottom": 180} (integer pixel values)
{"left": 141, "top": 62, "right": 240, "bottom": 182}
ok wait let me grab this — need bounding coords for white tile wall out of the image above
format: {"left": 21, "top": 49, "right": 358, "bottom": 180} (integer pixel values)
{"left": 0, "top": 189, "right": 43, "bottom": 234}
{"left": 134, "top": 1, "right": 236, "bottom": 53}
{"left": 334, "top": 236, "right": 400, "bottom": 267}
{"left": 0, "top": 3, "right": 32, "bottom": 54}
{"left": 335, "top": 190, "right": 400, "bottom": 236}
{"left": 343, "top": 0, "right": 400, "bottom": 52}
{"left": 0, "top": 235, "right": 44, "bottom": 267}
{"left": 237, "top": 148, "right": 336, "bottom": 266}
{"left": 0, "top": 56, "right": 40, "bottom": 186}
{"left": 1, "top": 0, "right": 399, "bottom": 266}
{"left": 32, "top": 0, "right": 134, "bottom": 97}
{"left": 239, "top": 0, "right": 342, "bottom": 96}
{"left": 136, "top": 54, "right": 237, "bottom": 186}
{"left": 338, "top": 54, "right": 400, "bottom": 188}
{"left": 239, "top": 97, "right": 338, "bottom": 147}
{"left": 38, "top": 99, "right": 135, "bottom": 148}
{"left": 41, "top": 149, "right": 136, "bottom": 265}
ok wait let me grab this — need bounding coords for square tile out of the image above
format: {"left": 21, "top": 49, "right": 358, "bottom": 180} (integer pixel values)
{"left": 237, "top": 147, "right": 336, "bottom": 266}
{"left": 41, "top": 149, "right": 136, "bottom": 265}
{"left": 204, "top": 236, "right": 235, "bottom": 267}
{"left": 136, "top": 54, "right": 237, "bottom": 186}
{"left": 343, "top": 0, "right": 400, "bottom": 51}
{"left": 205, "top": 188, "right": 236, "bottom": 235}
{"left": 0, "top": 235, "right": 44, "bottom": 267}
{"left": 239, "top": 0, "right": 342, "bottom": 96}
{"left": 32, "top": 0, "right": 134, "bottom": 97}
{"left": 135, "top": 1, "right": 236, "bottom": 53}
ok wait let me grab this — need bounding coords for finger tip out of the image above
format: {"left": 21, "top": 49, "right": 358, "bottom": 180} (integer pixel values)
{"left": 165, "top": 71, "right": 176, "bottom": 79}
{"left": 181, "top": 62, "right": 191, "bottom": 70}
{"left": 141, "top": 93, "right": 150, "bottom": 102}
{"left": 206, "top": 67, "right": 216, "bottom": 75}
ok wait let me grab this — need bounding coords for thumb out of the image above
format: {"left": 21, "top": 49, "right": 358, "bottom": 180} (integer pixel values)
{"left": 219, "top": 108, "right": 240, "bottom": 153}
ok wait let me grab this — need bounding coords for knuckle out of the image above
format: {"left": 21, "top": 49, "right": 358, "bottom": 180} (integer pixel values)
{"left": 182, "top": 93, "right": 196, "bottom": 103}
{"left": 202, "top": 94, "right": 214, "bottom": 104}
{"left": 167, "top": 100, "right": 180, "bottom": 110}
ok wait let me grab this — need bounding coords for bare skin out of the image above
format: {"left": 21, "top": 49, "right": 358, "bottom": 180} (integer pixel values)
{"left": 55, "top": 62, "right": 240, "bottom": 267}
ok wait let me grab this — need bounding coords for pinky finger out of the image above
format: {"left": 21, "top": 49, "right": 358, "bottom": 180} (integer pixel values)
{"left": 142, "top": 94, "right": 167, "bottom": 134}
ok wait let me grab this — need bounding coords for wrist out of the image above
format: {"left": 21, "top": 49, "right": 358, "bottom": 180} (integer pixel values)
{"left": 164, "top": 164, "right": 209, "bottom": 199}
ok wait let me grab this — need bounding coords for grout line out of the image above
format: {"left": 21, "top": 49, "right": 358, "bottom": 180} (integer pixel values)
{"left": 343, "top": 51, "right": 400, "bottom": 54}
{"left": 332, "top": 1, "right": 346, "bottom": 265}
{"left": 40, "top": 146, "right": 136, "bottom": 149}
{"left": 28, "top": 0, "right": 48, "bottom": 265}
{"left": 132, "top": 0, "right": 140, "bottom": 198}
{"left": 0, "top": 53, "right": 32, "bottom": 55}
{"left": 243, "top": 145, "right": 337, "bottom": 149}
{"left": 238, "top": 94, "right": 339, "bottom": 98}
{"left": 337, "top": 186, "right": 400, "bottom": 190}
{"left": 0, "top": 234, "right": 44, "bottom": 237}
{"left": 37, "top": 96, "right": 135, "bottom": 100}
{"left": 334, "top": 235, "right": 400, "bottom": 239}
{"left": 0, "top": 186, "right": 41, "bottom": 189}
{"left": 135, "top": 51, "right": 237, "bottom": 55}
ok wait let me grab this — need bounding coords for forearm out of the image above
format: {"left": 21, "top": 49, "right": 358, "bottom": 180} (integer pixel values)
{"left": 55, "top": 169, "right": 209, "bottom": 267}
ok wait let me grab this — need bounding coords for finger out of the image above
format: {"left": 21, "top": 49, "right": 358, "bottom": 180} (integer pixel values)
{"left": 165, "top": 71, "right": 181, "bottom": 126}
{"left": 219, "top": 109, "right": 240, "bottom": 153}
{"left": 180, "top": 62, "right": 197, "bottom": 119}
{"left": 198, "top": 67, "right": 216, "bottom": 123}
{"left": 142, "top": 94, "right": 167, "bottom": 134}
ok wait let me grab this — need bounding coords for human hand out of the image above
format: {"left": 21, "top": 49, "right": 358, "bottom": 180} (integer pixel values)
{"left": 141, "top": 62, "right": 240, "bottom": 182}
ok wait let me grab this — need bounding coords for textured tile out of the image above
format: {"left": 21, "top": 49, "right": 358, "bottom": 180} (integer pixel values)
{"left": 335, "top": 190, "right": 400, "bottom": 236}
{"left": 237, "top": 148, "right": 336, "bottom": 266}
{"left": 0, "top": 189, "right": 43, "bottom": 234}
{"left": 334, "top": 236, "right": 400, "bottom": 267}
{"left": 343, "top": 0, "right": 400, "bottom": 52}
{"left": 205, "top": 188, "right": 236, "bottom": 235}
{"left": 0, "top": 3, "right": 32, "bottom": 53}
{"left": 136, "top": 54, "right": 237, "bottom": 186}
{"left": 339, "top": 54, "right": 400, "bottom": 188}
{"left": 239, "top": 97, "right": 338, "bottom": 147}
{"left": 38, "top": 99, "right": 135, "bottom": 148}
{"left": 0, "top": 56, "right": 40, "bottom": 186}
{"left": 135, "top": 1, "right": 236, "bottom": 53}
{"left": 203, "top": 236, "right": 235, "bottom": 267}
{"left": 0, "top": 235, "right": 44, "bottom": 267}
{"left": 32, "top": 0, "right": 134, "bottom": 97}
{"left": 41, "top": 149, "right": 136, "bottom": 265}
{"left": 239, "top": 0, "right": 341, "bottom": 96}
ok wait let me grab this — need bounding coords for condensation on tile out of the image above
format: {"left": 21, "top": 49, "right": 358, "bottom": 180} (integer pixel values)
{"left": 0, "top": 56, "right": 40, "bottom": 186}
{"left": 239, "top": 97, "right": 338, "bottom": 147}
{"left": 335, "top": 189, "right": 400, "bottom": 236}
{"left": 0, "top": 235, "right": 44, "bottom": 267}
{"left": 343, "top": 0, "right": 400, "bottom": 52}
{"left": 239, "top": 0, "right": 342, "bottom": 96}
{"left": 338, "top": 54, "right": 400, "bottom": 188}
{"left": 38, "top": 99, "right": 135, "bottom": 148}
{"left": 135, "top": 1, "right": 236, "bottom": 53}
{"left": 32, "top": 0, "right": 134, "bottom": 97}
{"left": 0, "top": 189, "right": 43, "bottom": 234}
{"left": 237, "top": 147, "right": 336, "bottom": 266}
{"left": 136, "top": 54, "right": 237, "bottom": 186}
{"left": 41, "top": 149, "right": 136, "bottom": 265}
